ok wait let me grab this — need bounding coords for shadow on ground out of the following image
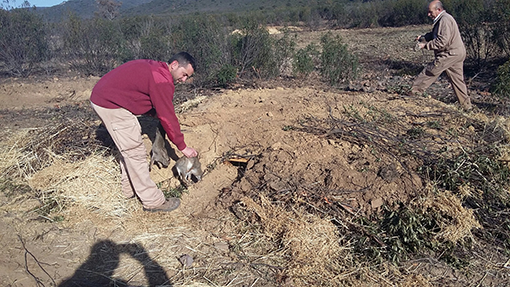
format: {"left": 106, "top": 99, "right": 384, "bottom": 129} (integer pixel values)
{"left": 58, "top": 240, "right": 171, "bottom": 287}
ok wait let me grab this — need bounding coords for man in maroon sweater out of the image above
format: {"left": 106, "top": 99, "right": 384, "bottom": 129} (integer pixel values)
{"left": 90, "top": 52, "right": 197, "bottom": 212}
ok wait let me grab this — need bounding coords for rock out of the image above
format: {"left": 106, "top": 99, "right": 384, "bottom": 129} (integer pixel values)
{"left": 371, "top": 198, "right": 384, "bottom": 209}
{"left": 214, "top": 241, "right": 230, "bottom": 253}
{"left": 178, "top": 254, "right": 193, "bottom": 267}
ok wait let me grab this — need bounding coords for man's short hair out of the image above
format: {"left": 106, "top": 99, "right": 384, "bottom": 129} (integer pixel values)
{"left": 168, "top": 52, "right": 196, "bottom": 71}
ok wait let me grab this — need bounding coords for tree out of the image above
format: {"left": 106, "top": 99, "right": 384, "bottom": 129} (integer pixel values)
{"left": 0, "top": 7, "right": 48, "bottom": 76}
{"left": 95, "top": 0, "right": 121, "bottom": 20}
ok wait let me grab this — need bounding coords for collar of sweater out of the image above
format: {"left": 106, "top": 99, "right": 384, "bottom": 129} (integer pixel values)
{"left": 433, "top": 10, "right": 446, "bottom": 25}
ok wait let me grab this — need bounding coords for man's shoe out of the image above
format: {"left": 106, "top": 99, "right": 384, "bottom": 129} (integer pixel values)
{"left": 462, "top": 103, "right": 473, "bottom": 111}
{"left": 143, "top": 198, "right": 181, "bottom": 213}
{"left": 402, "top": 89, "right": 417, "bottom": 97}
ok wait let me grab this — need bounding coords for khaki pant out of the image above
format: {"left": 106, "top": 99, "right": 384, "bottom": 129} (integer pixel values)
{"left": 412, "top": 52, "right": 471, "bottom": 109}
{"left": 91, "top": 102, "right": 166, "bottom": 208}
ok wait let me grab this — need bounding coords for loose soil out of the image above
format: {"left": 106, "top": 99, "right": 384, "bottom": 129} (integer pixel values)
{"left": 1, "top": 25, "right": 509, "bottom": 286}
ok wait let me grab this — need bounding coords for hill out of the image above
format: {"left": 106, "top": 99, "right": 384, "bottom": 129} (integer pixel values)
{"left": 35, "top": 0, "right": 323, "bottom": 21}
{"left": 123, "top": 0, "right": 313, "bottom": 16}
{"left": 35, "top": 0, "right": 153, "bottom": 21}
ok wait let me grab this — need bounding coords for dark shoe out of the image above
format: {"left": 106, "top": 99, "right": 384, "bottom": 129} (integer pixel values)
{"left": 402, "top": 89, "right": 417, "bottom": 98}
{"left": 456, "top": 102, "right": 473, "bottom": 111}
{"left": 143, "top": 198, "right": 180, "bottom": 213}
{"left": 462, "top": 103, "right": 473, "bottom": 111}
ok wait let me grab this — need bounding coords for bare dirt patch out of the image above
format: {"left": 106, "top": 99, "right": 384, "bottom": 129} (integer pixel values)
{"left": 1, "top": 25, "right": 510, "bottom": 286}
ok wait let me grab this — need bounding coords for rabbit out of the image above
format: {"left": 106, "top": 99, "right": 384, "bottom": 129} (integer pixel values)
{"left": 149, "top": 122, "right": 170, "bottom": 171}
{"left": 175, "top": 156, "right": 203, "bottom": 184}
{"left": 414, "top": 35, "right": 426, "bottom": 52}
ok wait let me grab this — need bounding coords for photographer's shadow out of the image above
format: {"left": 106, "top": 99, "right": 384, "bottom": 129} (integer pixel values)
{"left": 59, "top": 240, "right": 171, "bottom": 287}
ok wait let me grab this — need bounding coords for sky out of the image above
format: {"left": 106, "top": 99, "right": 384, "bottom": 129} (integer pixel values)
{"left": 18, "top": 0, "right": 65, "bottom": 7}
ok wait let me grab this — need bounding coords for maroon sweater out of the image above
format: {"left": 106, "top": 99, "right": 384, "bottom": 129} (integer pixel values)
{"left": 90, "top": 59, "right": 186, "bottom": 150}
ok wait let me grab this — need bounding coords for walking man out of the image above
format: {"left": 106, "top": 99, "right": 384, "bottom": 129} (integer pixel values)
{"left": 90, "top": 52, "right": 197, "bottom": 212}
{"left": 411, "top": 0, "right": 472, "bottom": 110}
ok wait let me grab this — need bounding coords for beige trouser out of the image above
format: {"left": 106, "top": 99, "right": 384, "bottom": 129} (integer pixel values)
{"left": 412, "top": 52, "right": 471, "bottom": 109}
{"left": 91, "top": 102, "right": 166, "bottom": 208}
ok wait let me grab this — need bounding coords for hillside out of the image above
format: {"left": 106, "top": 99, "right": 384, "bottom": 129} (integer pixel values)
{"left": 35, "top": 0, "right": 153, "bottom": 21}
{"left": 35, "top": 0, "right": 323, "bottom": 21}
{"left": 123, "top": 0, "right": 313, "bottom": 16}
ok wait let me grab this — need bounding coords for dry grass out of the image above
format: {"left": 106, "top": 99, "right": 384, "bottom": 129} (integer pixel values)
{"left": 29, "top": 153, "right": 137, "bottom": 217}
{"left": 0, "top": 121, "right": 137, "bottom": 217}
{"left": 0, "top": 128, "right": 38, "bottom": 179}
{"left": 495, "top": 116, "right": 510, "bottom": 169}
{"left": 240, "top": 195, "right": 355, "bottom": 285}
{"left": 422, "top": 188, "right": 481, "bottom": 243}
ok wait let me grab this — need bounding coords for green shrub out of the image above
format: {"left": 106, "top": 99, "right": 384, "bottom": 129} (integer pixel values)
{"left": 379, "top": 0, "right": 428, "bottom": 27}
{"left": 171, "top": 14, "right": 230, "bottom": 86}
{"left": 0, "top": 8, "right": 49, "bottom": 76}
{"left": 115, "top": 17, "right": 139, "bottom": 61}
{"left": 230, "top": 22, "right": 274, "bottom": 79}
{"left": 273, "top": 30, "right": 297, "bottom": 76}
{"left": 381, "top": 204, "right": 439, "bottom": 263}
{"left": 445, "top": 0, "right": 497, "bottom": 65}
{"left": 319, "top": 32, "right": 359, "bottom": 85}
{"left": 227, "top": 15, "right": 297, "bottom": 80}
{"left": 117, "top": 15, "right": 171, "bottom": 62}
{"left": 62, "top": 13, "right": 124, "bottom": 75}
{"left": 343, "top": 1, "right": 381, "bottom": 28}
{"left": 491, "top": 0, "right": 510, "bottom": 57}
{"left": 139, "top": 22, "right": 170, "bottom": 61}
{"left": 293, "top": 43, "right": 319, "bottom": 77}
{"left": 492, "top": 60, "right": 510, "bottom": 98}
{"left": 216, "top": 64, "right": 237, "bottom": 87}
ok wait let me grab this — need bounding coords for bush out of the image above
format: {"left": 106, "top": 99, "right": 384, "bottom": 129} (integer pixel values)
{"left": 216, "top": 64, "right": 237, "bottom": 87}
{"left": 0, "top": 8, "right": 49, "bottom": 76}
{"left": 492, "top": 59, "right": 510, "bottom": 98}
{"left": 490, "top": 0, "right": 510, "bottom": 57}
{"left": 117, "top": 16, "right": 143, "bottom": 60}
{"left": 273, "top": 30, "right": 297, "bottom": 77}
{"left": 62, "top": 13, "right": 124, "bottom": 76}
{"left": 170, "top": 14, "right": 230, "bottom": 86}
{"left": 319, "top": 32, "right": 359, "bottom": 85}
{"left": 380, "top": 204, "right": 439, "bottom": 263}
{"left": 343, "top": 1, "right": 381, "bottom": 28}
{"left": 116, "top": 15, "right": 171, "bottom": 62}
{"left": 379, "top": 0, "right": 428, "bottom": 27}
{"left": 138, "top": 19, "right": 171, "bottom": 61}
{"left": 293, "top": 43, "right": 319, "bottom": 77}
{"left": 445, "top": 0, "right": 498, "bottom": 65}
{"left": 230, "top": 19, "right": 297, "bottom": 80}
{"left": 230, "top": 23, "right": 274, "bottom": 79}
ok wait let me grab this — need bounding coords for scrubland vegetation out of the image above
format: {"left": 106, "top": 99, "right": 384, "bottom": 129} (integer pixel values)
{"left": 1, "top": 0, "right": 510, "bottom": 93}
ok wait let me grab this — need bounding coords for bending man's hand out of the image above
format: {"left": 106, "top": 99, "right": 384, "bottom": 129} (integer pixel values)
{"left": 181, "top": 146, "right": 198, "bottom": 157}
